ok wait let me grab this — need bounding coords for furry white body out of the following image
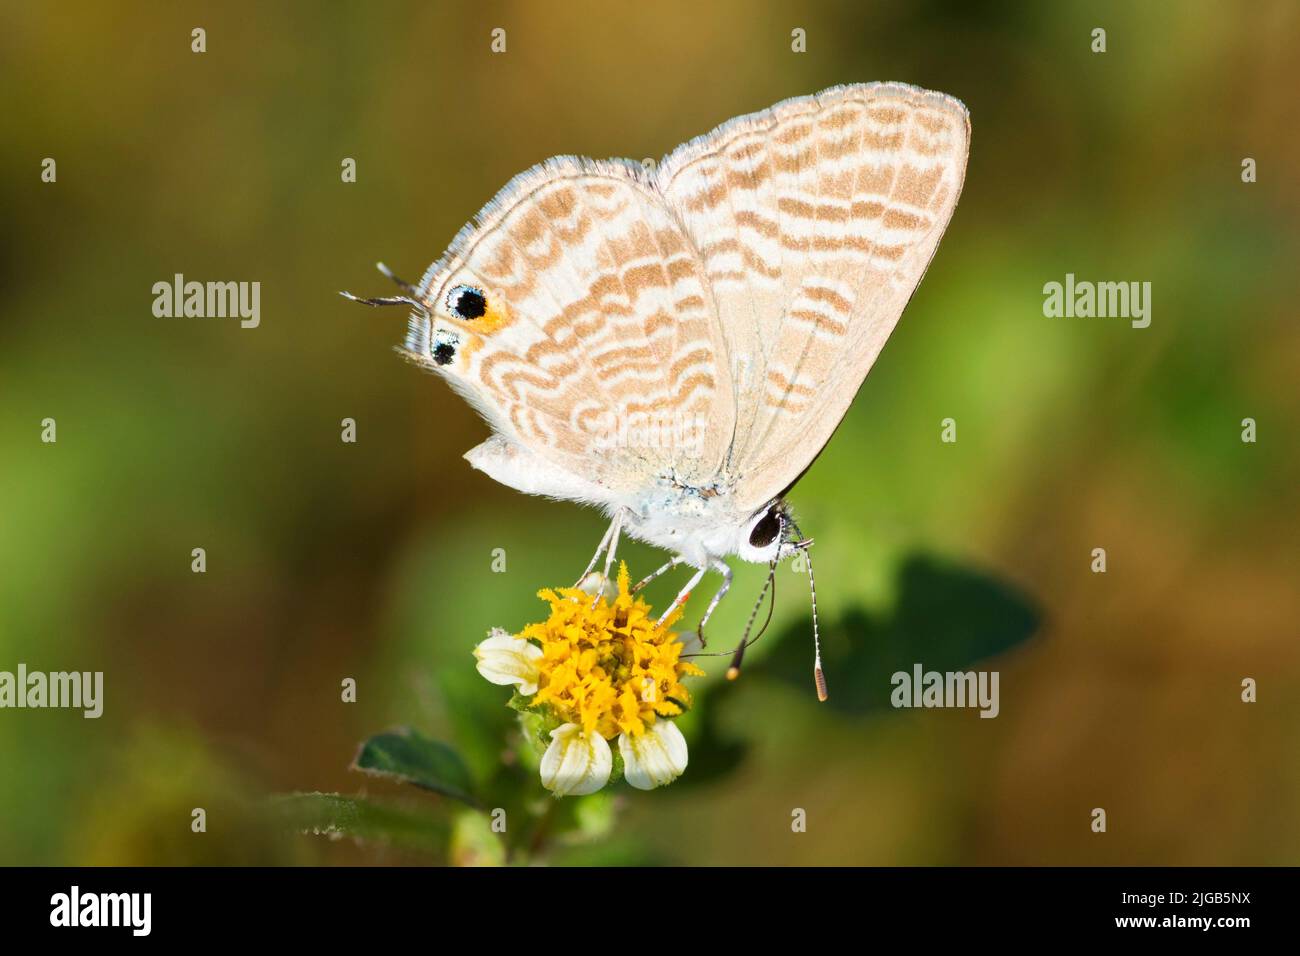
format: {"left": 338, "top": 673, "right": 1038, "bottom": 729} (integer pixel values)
{"left": 465, "top": 435, "right": 783, "bottom": 569}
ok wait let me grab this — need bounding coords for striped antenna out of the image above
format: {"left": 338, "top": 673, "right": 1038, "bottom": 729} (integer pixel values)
{"left": 787, "top": 518, "right": 827, "bottom": 703}
{"left": 805, "top": 544, "right": 827, "bottom": 701}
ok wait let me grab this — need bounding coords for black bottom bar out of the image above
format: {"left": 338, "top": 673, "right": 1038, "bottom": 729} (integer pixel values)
{"left": 0, "top": 866, "right": 1287, "bottom": 941}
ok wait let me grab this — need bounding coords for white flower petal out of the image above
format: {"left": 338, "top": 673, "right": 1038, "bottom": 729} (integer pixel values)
{"left": 575, "top": 571, "right": 615, "bottom": 602}
{"left": 619, "top": 720, "right": 689, "bottom": 790}
{"left": 540, "top": 723, "right": 612, "bottom": 796}
{"left": 473, "top": 628, "right": 543, "bottom": 695}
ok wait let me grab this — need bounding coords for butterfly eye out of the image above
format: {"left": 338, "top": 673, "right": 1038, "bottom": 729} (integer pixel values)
{"left": 446, "top": 284, "right": 488, "bottom": 320}
{"left": 749, "top": 507, "right": 783, "bottom": 548}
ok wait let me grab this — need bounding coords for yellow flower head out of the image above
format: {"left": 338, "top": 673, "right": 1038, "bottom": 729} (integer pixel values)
{"left": 521, "top": 563, "right": 704, "bottom": 740}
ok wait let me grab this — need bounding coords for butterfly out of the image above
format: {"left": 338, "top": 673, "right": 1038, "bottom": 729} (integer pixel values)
{"left": 344, "top": 83, "right": 970, "bottom": 699}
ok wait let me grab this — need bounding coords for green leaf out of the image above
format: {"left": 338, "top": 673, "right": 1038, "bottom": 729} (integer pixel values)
{"left": 271, "top": 792, "right": 449, "bottom": 854}
{"left": 352, "top": 728, "right": 479, "bottom": 806}
{"left": 506, "top": 689, "right": 537, "bottom": 714}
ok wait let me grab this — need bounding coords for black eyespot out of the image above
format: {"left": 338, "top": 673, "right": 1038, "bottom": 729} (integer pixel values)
{"left": 432, "top": 328, "right": 459, "bottom": 367}
{"left": 446, "top": 284, "right": 487, "bottom": 320}
{"left": 749, "top": 507, "right": 782, "bottom": 548}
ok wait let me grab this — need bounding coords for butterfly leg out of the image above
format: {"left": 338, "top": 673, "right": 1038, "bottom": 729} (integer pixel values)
{"left": 573, "top": 509, "right": 625, "bottom": 588}
{"left": 657, "top": 565, "right": 707, "bottom": 627}
{"left": 632, "top": 554, "right": 685, "bottom": 594}
{"left": 592, "top": 508, "right": 627, "bottom": 607}
{"left": 694, "top": 559, "right": 733, "bottom": 647}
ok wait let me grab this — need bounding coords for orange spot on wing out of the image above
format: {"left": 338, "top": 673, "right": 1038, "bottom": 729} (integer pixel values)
{"left": 445, "top": 302, "right": 511, "bottom": 364}
{"left": 478, "top": 302, "right": 510, "bottom": 334}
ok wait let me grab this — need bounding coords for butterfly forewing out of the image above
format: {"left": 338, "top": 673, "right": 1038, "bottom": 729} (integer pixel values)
{"left": 407, "top": 158, "right": 736, "bottom": 494}
{"left": 656, "top": 83, "right": 970, "bottom": 511}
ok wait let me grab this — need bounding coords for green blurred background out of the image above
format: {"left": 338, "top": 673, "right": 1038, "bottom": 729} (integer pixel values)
{"left": 2, "top": 0, "right": 1297, "bottom": 865}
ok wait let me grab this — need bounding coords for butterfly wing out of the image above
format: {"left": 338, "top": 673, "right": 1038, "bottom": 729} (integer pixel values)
{"left": 655, "top": 83, "right": 970, "bottom": 512}
{"left": 402, "top": 157, "right": 735, "bottom": 499}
